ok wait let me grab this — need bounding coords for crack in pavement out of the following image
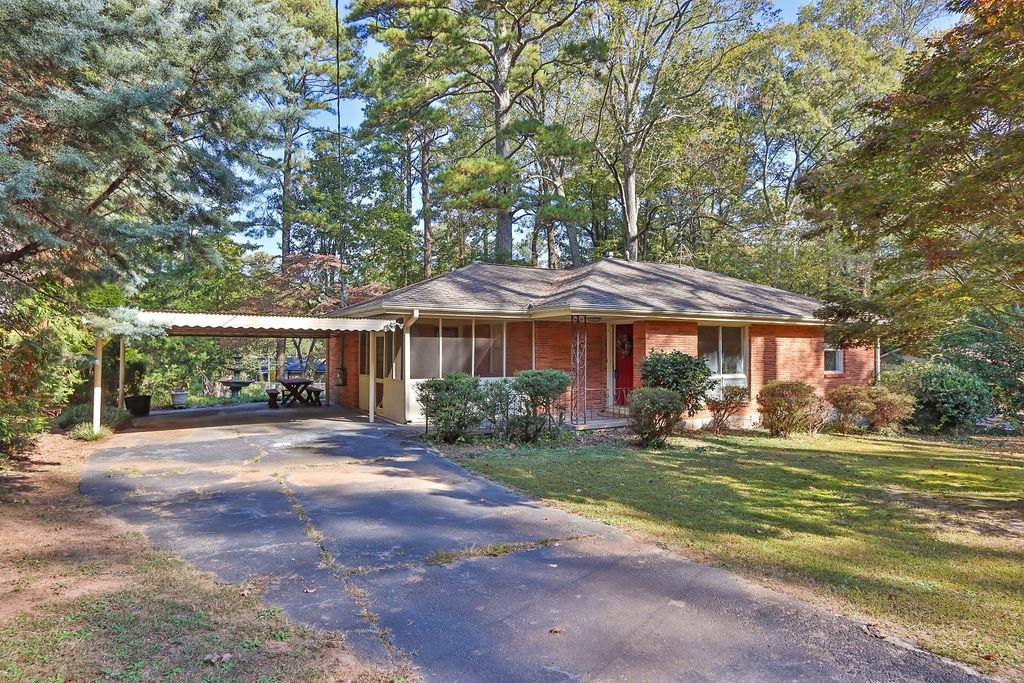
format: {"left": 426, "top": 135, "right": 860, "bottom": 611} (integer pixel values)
{"left": 272, "top": 471, "right": 405, "bottom": 661}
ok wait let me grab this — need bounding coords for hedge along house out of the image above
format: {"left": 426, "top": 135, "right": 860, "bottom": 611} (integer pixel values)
{"left": 328, "top": 258, "right": 878, "bottom": 426}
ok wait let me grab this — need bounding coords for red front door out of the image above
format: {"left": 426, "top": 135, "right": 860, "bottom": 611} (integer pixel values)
{"left": 614, "top": 324, "right": 634, "bottom": 405}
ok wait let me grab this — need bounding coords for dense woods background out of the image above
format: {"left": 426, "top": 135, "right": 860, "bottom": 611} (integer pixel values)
{"left": 1, "top": 0, "right": 1021, "bottom": 449}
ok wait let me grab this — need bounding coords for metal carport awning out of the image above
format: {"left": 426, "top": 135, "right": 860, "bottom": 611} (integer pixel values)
{"left": 133, "top": 310, "right": 397, "bottom": 338}
{"left": 89, "top": 310, "right": 397, "bottom": 434}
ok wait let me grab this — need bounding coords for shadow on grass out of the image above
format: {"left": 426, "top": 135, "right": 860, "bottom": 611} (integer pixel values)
{"left": 458, "top": 432, "right": 1024, "bottom": 673}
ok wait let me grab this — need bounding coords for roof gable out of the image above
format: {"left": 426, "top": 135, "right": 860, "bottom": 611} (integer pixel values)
{"left": 334, "top": 258, "right": 823, "bottom": 321}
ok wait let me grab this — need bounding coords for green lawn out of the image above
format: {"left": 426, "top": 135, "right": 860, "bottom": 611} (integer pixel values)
{"left": 453, "top": 432, "right": 1024, "bottom": 679}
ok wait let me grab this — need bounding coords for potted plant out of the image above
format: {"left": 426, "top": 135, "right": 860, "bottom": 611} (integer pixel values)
{"left": 170, "top": 390, "right": 189, "bottom": 409}
{"left": 123, "top": 360, "right": 151, "bottom": 416}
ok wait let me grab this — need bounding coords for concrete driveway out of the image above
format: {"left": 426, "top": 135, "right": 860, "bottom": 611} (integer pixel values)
{"left": 82, "top": 405, "right": 982, "bottom": 682}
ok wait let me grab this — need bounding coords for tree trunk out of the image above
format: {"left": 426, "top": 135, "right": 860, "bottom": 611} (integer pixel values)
{"left": 552, "top": 175, "right": 579, "bottom": 266}
{"left": 420, "top": 130, "right": 433, "bottom": 277}
{"left": 622, "top": 154, "right": 639, "bottom": 261}
{"left": 493, "top": 42, "right": 514, "bottom": 260}
{"left": 457, "top": 210, "right": 467, "bottom": 265}
{"left": 402, "top": 132, "right": 414, "bottom": 213}
{"left": 277, "top": 120, "right": 297, "bottom": 382}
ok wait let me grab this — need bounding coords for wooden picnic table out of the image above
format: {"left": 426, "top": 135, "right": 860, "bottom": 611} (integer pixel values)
{"left": 279, "top": 378, "right": 314, "bottom": 407}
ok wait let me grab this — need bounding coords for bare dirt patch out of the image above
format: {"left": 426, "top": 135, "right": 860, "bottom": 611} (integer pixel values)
{"left": 0, "top": 433, "right": 408, "bottom": 682}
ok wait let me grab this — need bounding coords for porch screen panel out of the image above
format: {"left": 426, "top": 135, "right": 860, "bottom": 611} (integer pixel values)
{"left": 359, "top": 331, "right": 369, "bottom": 374}
{"left": 410, "top": 319, "right": 440, "bottom": 379}
{"left": 392, "top": 329, "right": 403, "bottom": 379}
{"left": 474, "top": 323, "right": 504, "bottom": 377}
{"left": 442, "top": 323, "right": 472, "bottom": 375}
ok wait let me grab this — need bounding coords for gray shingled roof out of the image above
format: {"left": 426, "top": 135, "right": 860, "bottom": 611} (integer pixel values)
{"left": 334, "top": 258, "right": 824, "bottom": 321}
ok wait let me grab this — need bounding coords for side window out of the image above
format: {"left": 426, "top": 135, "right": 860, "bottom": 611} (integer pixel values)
{"left": 824, "top": 346, "right": 844, "bottom": 374}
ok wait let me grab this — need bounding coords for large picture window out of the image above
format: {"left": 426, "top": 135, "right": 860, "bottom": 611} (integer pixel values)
{"left": 404, "top": 318, "right": 506, "bottom": 379}
{"left": 699, "top": 325, "right": 748, "bottom": 396}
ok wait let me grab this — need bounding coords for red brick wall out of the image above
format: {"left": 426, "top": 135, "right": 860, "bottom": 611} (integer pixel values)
{"left": 532, "top": 321, "right": 606, "bottom": 411}
{"left": 822, "top": 345, "right": 877, "bottom": 393}
{"left": 328, "top": 332, "right": 361, "bottom": 410}
{"left": 632, "top": 320, "right": 698, "bottom": 387}
{"left": 506, "top": 321, "right": 533, "bottom": 373}
{"left": 621, "top": 322, "right": 876, "bottom": 422}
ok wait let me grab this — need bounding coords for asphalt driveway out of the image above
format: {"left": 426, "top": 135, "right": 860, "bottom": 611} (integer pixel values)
{"left": 82, "top": 405, "right": 984, "bottom": 682}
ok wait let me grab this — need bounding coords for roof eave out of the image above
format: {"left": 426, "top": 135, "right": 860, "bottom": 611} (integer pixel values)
{"left": 529, "top": 305, "right": 823, "bottom": 325}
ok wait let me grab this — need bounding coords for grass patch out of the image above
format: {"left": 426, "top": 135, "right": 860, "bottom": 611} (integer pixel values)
{"left": 67, "top": 424, "right": 113, "bottom": 442}
{"left": 453, "top": 431, "right": 1024, "bottom": 679}
{"left": 423, "top": 540, "right": 558, "bottom": 566}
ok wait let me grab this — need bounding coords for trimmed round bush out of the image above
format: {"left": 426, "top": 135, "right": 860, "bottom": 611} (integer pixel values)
{"left": 865, "top": 386, "right": 915, "bottom": 432}
{"left": 416, "top": 373, "right": 484, "bottom": 443}
{"left": 628, "top": 387, "right": 684, "bottom": 447}
{"left": 639, "top": 351, "right": 715, "bottom": 416}
{"left": 757, "top": 380, "right": 823, "bottom": 438}
{"left": 827, "top": 386, "right": 874, "bottom": 432}
{"left": 512, "top": 369, "right": 571, "bottom": 441}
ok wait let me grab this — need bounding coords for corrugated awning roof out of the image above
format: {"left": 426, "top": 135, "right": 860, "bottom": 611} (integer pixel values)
{"left": 135, "top": 311, "right": 396, "bottom": 338}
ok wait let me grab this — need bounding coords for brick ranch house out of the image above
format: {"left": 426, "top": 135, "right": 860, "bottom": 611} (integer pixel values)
{"left": 327, "top": 257, "right": 877, "bottom": 427}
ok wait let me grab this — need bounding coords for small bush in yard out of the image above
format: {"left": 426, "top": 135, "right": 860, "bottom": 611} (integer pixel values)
{"left": 417, "top": 373, "right": 484, "bottom": 443}
{"left": 628, "top": 387, "right": 684, "bottom": 447}
{"left": 882, "top": 361, "right": 994, "bottom": 432}
{"left": 513, "top": 370, "right": 570, "bottom": 441}
{"left": 639, "top": 351, "right": 715, "bottom": 416}
{"left": 56, "top": 404, "right": 130, "bottom": 431}
{"left": 480, "top": 378, "right": 518, "bottom": 441}
{"left": 827, "top": 386, "right": 874, "bottom": 432}
{"left": 67, "top": 423, "right": 113, "bottom": 441}
{"left": 757, "top": 380, "right": 823, "bottom": 438}
{"left": 866, "top": 386, "right": 915, "bottom": 432}
{"left": 704, "top": 385, "right": 749, "bottom": 432}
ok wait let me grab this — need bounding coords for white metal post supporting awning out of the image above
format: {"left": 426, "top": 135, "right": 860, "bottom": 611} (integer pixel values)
{"left": 90, "top": 310, "right": 397, "bottom": 432}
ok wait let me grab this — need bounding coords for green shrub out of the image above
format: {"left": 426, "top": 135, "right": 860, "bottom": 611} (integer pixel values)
{"left": 865, "top": 386, "right": 915, "bottom": 432}
{"left": 639, "top": 351, "right": 715, "bottom": 416}
{"left": 827, "top": 386, "right": 874, "bottom": 433}
{"left": 512, "top": 370, "right": 571, "bottom": 441}
{"left": 480, "top": 378, "right": 518, "bottom": 442}
{"left": 417, "top": 373, "right": 484, "bottom": 443}
{"left": 757, "top": 380, "right": 823, "bottom": 438}
{"left": 56, "top": 404, "right": 131, "bottom": 431}
{"left": 704, "top": 385, "right": 749, "bottom": 432}
{"left": 882, "top": 361, "right": 994, "bottom": 432}
{"left": 67, "top": 423, "right": 113, "bottom": 441}
{"left": 628, "top": 387, "right": 684, "bottom": 447}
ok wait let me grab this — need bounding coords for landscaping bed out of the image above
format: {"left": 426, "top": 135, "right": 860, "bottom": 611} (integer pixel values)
{"left": 446, "top": 430, "right": 1024, "bottom": 680}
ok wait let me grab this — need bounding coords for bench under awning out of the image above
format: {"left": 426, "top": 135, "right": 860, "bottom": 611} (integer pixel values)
{"left": 134, "top": 310, "right": 396, "bottom": 338}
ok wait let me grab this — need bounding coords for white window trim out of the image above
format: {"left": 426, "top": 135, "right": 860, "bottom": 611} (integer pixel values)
{"left": 825, "top": 346, "right": 844, "bottom": 375}
{"left": 700, "top": 324, "right": 749, "bottom": 396}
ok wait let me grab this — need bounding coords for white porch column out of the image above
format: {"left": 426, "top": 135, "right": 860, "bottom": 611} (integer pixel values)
{"left": 117, "top": 337, "right": 126, "bottom": 409}
{"left": 92, "top": 338, "right": 104, "bottom": 433}
{"left": 368, "top": 331, "right": 376, "bottom": 423}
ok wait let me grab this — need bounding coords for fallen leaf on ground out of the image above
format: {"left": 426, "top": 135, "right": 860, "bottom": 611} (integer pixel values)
{"left": 862, "top": 623, "right": 887, "bottom": 639}
{"left": 549, "top": 627, "right": 563, "bottom": 634}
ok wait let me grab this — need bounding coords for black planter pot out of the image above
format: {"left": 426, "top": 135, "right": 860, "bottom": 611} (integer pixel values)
{"left": 124, "top": 395, "right": 151, "bottom": 417}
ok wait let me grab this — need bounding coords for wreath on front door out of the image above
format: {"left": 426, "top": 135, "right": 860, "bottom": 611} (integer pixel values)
{"left": 616, "top": 333, "right": 632, "bottom": 358}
